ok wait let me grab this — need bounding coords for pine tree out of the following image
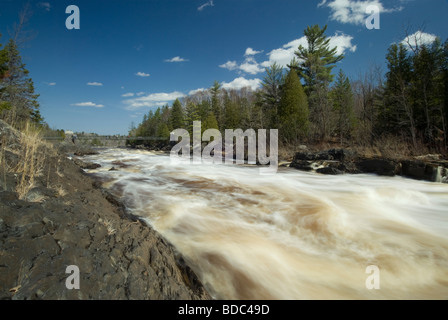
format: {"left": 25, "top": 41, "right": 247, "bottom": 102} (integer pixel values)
{"left": 202, "top": 112, "right": 219, "bottom": 133}
{"left": 0, "top": 34, "right": 9, "bottom": 113}
{"left": 261, "top": 63, "right": 284, "bottom": 128}
{"left": 156, "top": 123, "right": 171, "bottom": 140}
{"left": 0, "top": 34, "right": 7, "bottom": 80}
{"left": 210, "top": 81, "right": 222, "bottom": 129}
{"left": 293, "top": 25, "right": 343, "bottom": 140}
{"left": 223, "top": 93, "right": 240, "bottom": 129}
{"left": 170, "top": 98, "right": 185, "bottom": 130}
{"left": 185, "top": 101, "right": 201, "bottom": 135}
{"left": 198, "top": 99, "right": 211, "bottom": 123}
{"left": 294, "top": 25, "right": 344, "bottom": 91}
{"left": 382, "top": 43, "right": 417, "bottom": 147}
{"left": 278, "top": 69, "right": 309, "bottom": 144}
{"left": 0, "top": 39, "right": 42, "bottom": 124}
{"left": 332, "top": 70, "right": 356, "bottom": 144}
{"left": 410, "top": 39, "right": 446, "bottom": 148}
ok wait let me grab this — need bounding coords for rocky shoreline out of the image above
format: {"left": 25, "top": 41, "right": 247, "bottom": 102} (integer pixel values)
{"left": 289, "top": 149, "right": 448, "bottom": 183}
{"left": 0, "top": 121, "right": 210, "bottom": 300}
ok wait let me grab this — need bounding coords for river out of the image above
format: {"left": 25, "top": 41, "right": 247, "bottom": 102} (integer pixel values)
{"left": 81, "top": 148, "right": 448, "bottom": 300}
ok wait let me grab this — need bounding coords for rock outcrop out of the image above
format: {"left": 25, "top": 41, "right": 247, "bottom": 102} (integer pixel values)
{"left": 290, "top": 148, "right": 448, "bottom": 183}
{"left": 0, "top": 120, "right": 210, "bottom": 300}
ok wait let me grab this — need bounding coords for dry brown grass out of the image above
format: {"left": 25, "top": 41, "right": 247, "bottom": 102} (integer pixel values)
{"left": 11, "top": 121, "right": 56, "bottom": 200}
{"left": 14, "top": 122, "right": 45, "bottom": 199}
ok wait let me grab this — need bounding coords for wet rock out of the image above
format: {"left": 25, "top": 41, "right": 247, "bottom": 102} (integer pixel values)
{"left": 401, "top": 161, "right": 441, "bottom": 182}
{"left": 316, "top": 167, "right": 343, "bottom": 175}
{"left": 73, "top": 158, "right": 101, "bottom": 170}
{"left": 111, "top": 161, "right": 129, "bottom": 168}
{"left": 290, "top": 160, "right": 313, "bottom": 171}
{"left": 355, "top": 158, "right": 400, "bottom": 176}
{"left": 0, "top": 120, "right": 211, "bottom": 300}
{"left": 292, "top": 149, "right": 354, "bottom": 164}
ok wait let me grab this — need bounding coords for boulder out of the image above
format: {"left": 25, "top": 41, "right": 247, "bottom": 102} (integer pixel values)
{"left": 401, "top": 161, "right": 441, "bottom": 182}
{"left": 316, "top": 167, "right": 343, "bottom": 175}
{"left": 290, "top": 160, "right": 313, "bottom": 171}
{"left": 355, "top": 158, "right": 400, "bottom": 176}
{"left": 73, "top": 158, "right": 101, "bottom": 170}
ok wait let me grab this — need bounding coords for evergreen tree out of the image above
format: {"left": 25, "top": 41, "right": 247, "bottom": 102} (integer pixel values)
{"left": 198, "top": 99, "right": 211, "bottom": 123}
{"left": 332, "top": 70, "right": 356, "bottom": 144}
{"left": 202, "top": 112, "right": 219, "bottom": 134}
{"left": 185, "top": 101, "right": 201, "bottom": 135}
{"left": 261, "top": 63, "right": 284, "bottom": 128}
{"left": 293, "top": 25, "right": 343, "bottom": 140}
{"left": 278, "top": 69, "right": 309, "bottom": 143}
{"left": 223, "top": 93, "right": 240, "bottom": 129}
{"left": 410, "top": 39, "right": 446, "bottom": 148}
{"left": 0, "top": 34, "right": 7, "bottom": 80}
{"left": 156, "top": 123, "right": 171, "bottom": 140}
{"left": 170, "top": 98, "right": 185, "bottom": 130}
{"left": 0, "top": 39, "right": 42, "bottom": 124}
{"left": 0, "top": 34, "right": 9, "bottom": 113}
{"left": 210, "top": 81, "right": 222, "bottom": 128}
{"left": 382, "top": 43, "right": 417, "bottom": 147}
{"left": 294, "top": 25, "right": 344, "bottom": 91}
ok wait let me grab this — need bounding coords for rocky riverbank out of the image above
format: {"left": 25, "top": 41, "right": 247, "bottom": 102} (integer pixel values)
{"left": 0, "top": 120, "right": 210, "bottom": 300}
{"left": 289, "top": 149, "right": 448, "bottom": 183}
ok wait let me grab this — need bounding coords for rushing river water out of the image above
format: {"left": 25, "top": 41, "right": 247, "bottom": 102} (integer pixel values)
{"left": 82, "top": 148, "right": 448, "bottom": 300}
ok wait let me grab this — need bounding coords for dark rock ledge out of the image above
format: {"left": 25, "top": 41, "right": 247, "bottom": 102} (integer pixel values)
{"left": 0, "top": 150, "right": 210, "bottom": 300}
{"left": 289, "top": 149, "right": 448, "bottom": 183}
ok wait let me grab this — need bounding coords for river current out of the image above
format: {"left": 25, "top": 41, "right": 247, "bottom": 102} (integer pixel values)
{"left": 82, "top": 148, "right": 448, "bottom": 299}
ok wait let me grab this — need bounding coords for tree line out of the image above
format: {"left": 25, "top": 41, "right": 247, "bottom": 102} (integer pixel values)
{"left": 130, "top": 25, "right": 448, "bottom": 155}
{"left": 0, "top": 33, "right": 66, "bottom": 139}
{"left": 0, "top": 33, "right": 42, "bottom": 126}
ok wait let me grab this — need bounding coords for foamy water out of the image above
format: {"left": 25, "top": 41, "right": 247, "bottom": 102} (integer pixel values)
{"left": 82, "top": 148, "right": 448, "bottom": 300}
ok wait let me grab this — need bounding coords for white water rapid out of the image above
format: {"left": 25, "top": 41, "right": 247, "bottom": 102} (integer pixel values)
{"left": 82, "top": 149, "right": 448, "bottom": 300}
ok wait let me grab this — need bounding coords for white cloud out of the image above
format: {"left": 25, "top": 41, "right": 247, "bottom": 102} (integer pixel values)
{"left": 198, "top": 0, "right": 214, "bottom": 11}
{"left": 261, "top": 37, "right": 308, "bottom": 68}
{"left": 329, "top": 32, "right": 358, "bottom": 55}
{"left": 48, "top": 82, "right": 56, "bottom": 86}
{"left": 189, "top": 88, "right": 208, "bottom": 95}
{"left": 219, "top": 61, "right": 238, "bottom": 71}
{"left": 261, "top": 32, "right": 356, "bottom": 68}
{"left": 222, "top": 77, "right": 261, "bottom": 91}
{"left": 221, "top": 33, "right": 355, "bottom": 76}
{"left": 87, "top": 82, "right": 103, "bottom": 86}
{"left": 239, "top": 60, "right": 265, "bottom": 75}
{"left": 71, "top": 102, "right": 104, "bottom": 108}
{"left": 245, "top": 47, "right": 263, "bottom": 56}
{"left": 136, "top": 72, "right": 150, "bottom": 77}
{"left": 122, "top": 92, "right": 134, "bottom": 97}
{"left": 38, "top": 2, "right": 51, "bottom": 11}
{"left": 220, "top": 55, "right": 264, "bottom": 75}
{"left": 136, "top": 92, "right": 145, "bottom": 96}
{"left": 401, "top": 31, "right": 438, "bottom": 48}
{"left": 165, "top": 56, "right": 188, "bottom": 63}
{"left": 123, "top": 91, "right": 185, "bottom": 110}
{"left": 318, "top": 0, "right": 403, "bottom": 25}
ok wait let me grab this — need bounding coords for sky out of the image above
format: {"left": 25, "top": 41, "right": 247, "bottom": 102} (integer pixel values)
{"left": 0, "top": 0, "right": 447, "bottom": 135}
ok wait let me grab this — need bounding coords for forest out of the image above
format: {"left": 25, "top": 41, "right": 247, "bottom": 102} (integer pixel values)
{"left": 129, "top": 25, "right": 448, "bottom": 158}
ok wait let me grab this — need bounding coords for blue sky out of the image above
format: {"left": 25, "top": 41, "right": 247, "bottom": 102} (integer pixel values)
{"left": 0, "top": 0, "right": 447, "bottom": 135}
